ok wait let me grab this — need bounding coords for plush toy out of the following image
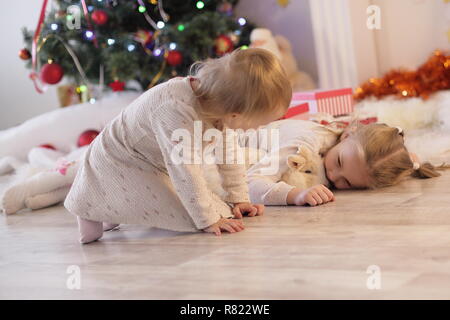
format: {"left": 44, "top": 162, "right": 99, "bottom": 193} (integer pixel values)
{"left": 281, "top": 146, "right": 329, "bottom": 189}
{"left": 205, "top": 142, "right": 327, "bottom": 199}
{"left": 250, "top": 28, "right": 316, "bottom": 91}
{"left": 1, "top": 146, "right": 87, "bottom": 214}
{"left": 1, "top": 160, "right": 80, "bottom": 214}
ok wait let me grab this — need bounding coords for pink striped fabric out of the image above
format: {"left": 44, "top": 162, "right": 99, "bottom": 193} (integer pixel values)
{"left": 291, "top": 88, "right": 354, "bottom": 116}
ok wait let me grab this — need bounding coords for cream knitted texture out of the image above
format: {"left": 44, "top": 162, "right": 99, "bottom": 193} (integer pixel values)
{"left": 64, "top": 77, "right": 249, "bottom": 232}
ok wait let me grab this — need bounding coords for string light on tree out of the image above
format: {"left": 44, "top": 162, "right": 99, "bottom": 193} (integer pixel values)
{"left": 22, "top": 0, "right": 255, "bottom": 94}
{"left": 196, "top": 1, "right": 205, "bottom": 9}
{"left": 153, "top": 48, "right": 163, "bottom": 56}
{"left": 84, "top": 30, "right": 95, "bottom": 40}
{"left": 238, "top": 17, "right": 246, "bottom": 26}
{"left": 76, "top": 84, "right": 88, "bottom": 93}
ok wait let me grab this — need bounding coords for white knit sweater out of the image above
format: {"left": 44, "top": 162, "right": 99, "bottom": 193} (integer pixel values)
{"left": 65, "top": 76, "right": 249, "bottom": 231}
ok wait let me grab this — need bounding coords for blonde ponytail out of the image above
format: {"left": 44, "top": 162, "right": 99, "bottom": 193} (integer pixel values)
{"left": 350, "top": 123, "right": 445, "bottom": 188}
{"left": 411, "top": 162, "right": 441, "bottom": 179}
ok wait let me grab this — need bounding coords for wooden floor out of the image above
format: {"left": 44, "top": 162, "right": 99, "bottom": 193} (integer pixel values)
{"left": 1, "top": 172, "right": 450, "bottom": 300}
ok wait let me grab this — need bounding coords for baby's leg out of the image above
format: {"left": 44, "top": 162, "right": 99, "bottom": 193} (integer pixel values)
{"left": 77, "top": 216, "right": 103, "bottom": 244}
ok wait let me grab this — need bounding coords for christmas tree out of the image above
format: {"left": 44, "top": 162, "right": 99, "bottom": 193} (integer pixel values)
{"left": 21, "top": 0, "right": 254, "bottom": 97}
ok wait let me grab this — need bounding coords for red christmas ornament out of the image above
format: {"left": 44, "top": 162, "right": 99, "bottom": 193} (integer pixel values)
{"left": 39, "top": 144, "right": 56, "bottom": 150}
{"left": 166, "top": 50, "right": 183, "bottom": 66}
{"left": 77, "top": 130, "right": 100, "bottom": 147}
{"left": 109, "top": 80, "right": 125, "bottom": 92}
{"left": 134, "top": 29, "right": 153, "bottom": 47}
{"left": 40, "top": 63, "right": 64, "bottom": 85}
{"left": 19, "top": 48, "right": 31, "bottom": 60}
{"left": 214, "top": 35, "right": 234, "bottom": 56}
{"left": 91, "top": 10, "right": 109, "bottom": 25}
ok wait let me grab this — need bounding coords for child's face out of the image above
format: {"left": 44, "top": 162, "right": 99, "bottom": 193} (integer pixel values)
{"left": 323, "top": 138, "right": 369, "bottom": 189}
{"left": 224, "top": 108, "right": 286, "bottom": 130}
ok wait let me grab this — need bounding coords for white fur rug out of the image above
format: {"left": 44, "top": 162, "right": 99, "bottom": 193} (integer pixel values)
{"left": 356, "top": 90, "right": 450, "bottom": 165}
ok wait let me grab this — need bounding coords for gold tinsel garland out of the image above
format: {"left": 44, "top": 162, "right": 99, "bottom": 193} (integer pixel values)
{"left": 354, "top": 50, "right": 450, "bottom": 101}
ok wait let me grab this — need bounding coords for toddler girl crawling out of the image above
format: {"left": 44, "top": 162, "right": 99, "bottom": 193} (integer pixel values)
{"left": 64, "top": 48, "right": 292, "bottom": 243}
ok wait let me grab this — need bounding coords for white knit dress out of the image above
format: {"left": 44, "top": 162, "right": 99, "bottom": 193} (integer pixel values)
{"left": 64, "top": 76, "right": 250, "bottom": 232}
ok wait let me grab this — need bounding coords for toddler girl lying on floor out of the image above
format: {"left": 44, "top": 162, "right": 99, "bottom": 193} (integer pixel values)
{"left": 247, "top": 119, "right": 440, "bottom": 206}
{"left": 64, "top": 48, "right": 292, "bottom": 243}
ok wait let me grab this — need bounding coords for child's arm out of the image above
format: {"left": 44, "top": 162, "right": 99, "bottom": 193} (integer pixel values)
{"left": 217, "top": 129, "right": 250, "bottom": 204}
{"left": 217, "top": 129, "right": 264, "bottom": 217}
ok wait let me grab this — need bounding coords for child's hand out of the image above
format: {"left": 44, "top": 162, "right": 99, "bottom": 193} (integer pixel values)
{"left": 203, "top": 218, "right": 245, "bottom": 236}
{"left": 287, "top": 185, "right": 334, "bottom": 206}
{"left": 232, "top": 202, "right": 265, "bottom": 218}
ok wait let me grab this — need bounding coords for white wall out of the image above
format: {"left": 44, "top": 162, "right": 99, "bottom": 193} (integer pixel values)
{"left": 349, "top": 0, "right": 450, "bottom": 82}
{"left": 348, "top": 0, "right": 380, "bottom": 82}
{"left": 0, "top": 1, "right": 59, "bottom": 130}
{"left": 235, "top": 0, "right": 319, "bottom": 83}
{"left": 372, "top": 0, "right": 450, "bottom": 74}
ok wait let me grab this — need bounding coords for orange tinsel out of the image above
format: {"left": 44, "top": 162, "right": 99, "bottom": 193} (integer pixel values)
{"left": 354, "top": 50, "right": 450, "bottom": 101}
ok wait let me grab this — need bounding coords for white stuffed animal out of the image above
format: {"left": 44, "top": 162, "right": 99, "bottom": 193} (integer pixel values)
{"left": 281, "top": 146, "right": 329, "bottom": 189}
{"left": 1, "top": 147, "right": 87, "bottom": 214}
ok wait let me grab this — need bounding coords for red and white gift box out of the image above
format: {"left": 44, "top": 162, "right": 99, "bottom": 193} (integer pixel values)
{"left": 281, "top": 88, "right": 354, "bottom": 120}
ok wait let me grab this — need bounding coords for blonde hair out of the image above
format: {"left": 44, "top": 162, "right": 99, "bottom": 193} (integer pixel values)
{"left": 347, "top": 123, "right": 441, "bottom": 188}
{"left": 189, "top": 48, "right": 292, "bottom": 123}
